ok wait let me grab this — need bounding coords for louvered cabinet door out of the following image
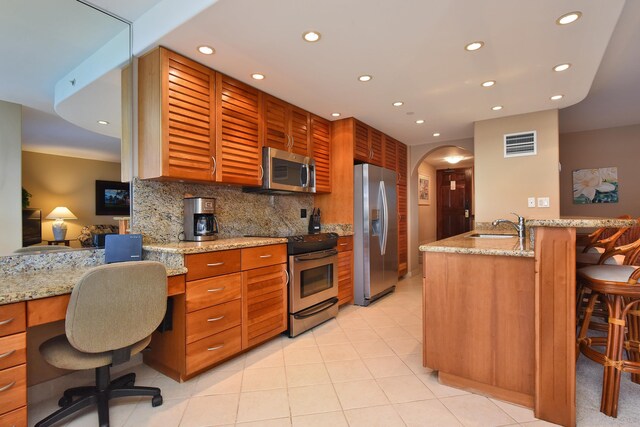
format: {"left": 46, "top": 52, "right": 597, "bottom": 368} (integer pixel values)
{"left": 337, "top": 248, "right": 353, "bottom": 306}
{"left": 369, "top": 128, "right": 383, "bottom": 166}
{"left": 311, "top": 115, "right": 331, "bottom": 193}
{"left": 216, "top": 74, "right": 262, "bottom": 186}
{"left": 290, "top": 106, "right": 310, "bottom": 156}
{"left": 383, "top": 135, "right": 398, "bottom": 171}
{"left": 163, "top": 49, "right": 216, "bottom": 181}
{"left": 242, "top": 264, "right": 287, "bottom": 349}
{"left": 353, "top": 120, "right": 370, "bottom": 162}
{"left": 263, "top": 95, "right": 289, "bottom": 152}
{"left": 398, "top": 182, "right": 408, "bottom": 277}
{"left": 397, "top": 142, "right": 407, "bottom": 186}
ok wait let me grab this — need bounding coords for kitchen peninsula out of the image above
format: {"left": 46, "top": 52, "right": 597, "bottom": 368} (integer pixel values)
{"left": 419, "top": 217, "right": 637, "bottom": 427}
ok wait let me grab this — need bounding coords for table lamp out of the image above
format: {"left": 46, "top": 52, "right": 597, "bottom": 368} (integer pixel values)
{"left": 46, "top": 207, "right": 77, "bottom": 241}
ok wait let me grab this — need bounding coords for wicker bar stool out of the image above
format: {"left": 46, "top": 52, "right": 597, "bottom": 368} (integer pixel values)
{"left": 577, "top": 214, "right": 631, "bottom": 254}
{"left": 576, "top": 263, "right": 640, "bottom": 417}
{"left": 576, "top": 219, "right": 640, "bottom": 268}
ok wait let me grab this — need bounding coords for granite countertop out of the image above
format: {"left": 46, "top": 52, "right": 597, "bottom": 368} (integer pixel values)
{"left": 0, "top": 266, "right": 186, "bottom": 305}
{"left": 419, "top": 230, "right": 534, "bottom": 258}
{"left": 143, "top": 237, "right": 289, "bottom": 254}
{"left": 526, "top": 217, "right": 637, "bottom": 228}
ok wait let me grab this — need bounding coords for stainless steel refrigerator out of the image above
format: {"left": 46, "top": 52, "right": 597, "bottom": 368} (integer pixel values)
{"left": 354, "top": 164, "right": 398, "bottom": 306}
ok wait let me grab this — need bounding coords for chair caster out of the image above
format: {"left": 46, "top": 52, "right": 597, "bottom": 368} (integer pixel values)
{"left": 152, "top": 395, "right": 163, "bottom": 407}
{"left": 58, "top": 396, "right": 72, "bottom": 407}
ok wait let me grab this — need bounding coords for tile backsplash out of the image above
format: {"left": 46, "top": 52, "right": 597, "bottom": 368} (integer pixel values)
{"left": 131, "top": 178, "right": 314, "bottom": 243}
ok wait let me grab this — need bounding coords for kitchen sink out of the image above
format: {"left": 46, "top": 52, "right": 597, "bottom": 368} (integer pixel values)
{"left": 467, "top": 233, "right": 518, "bottom": 239}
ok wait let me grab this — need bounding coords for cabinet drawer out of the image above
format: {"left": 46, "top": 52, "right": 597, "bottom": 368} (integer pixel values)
{"left": 0, "top": 303, "right": 25, "bottom": 338}
{"left": 186, "top": 325, "right": 241, "bottom": 375}
{"left": 186, "top": 273, "right": 242, "bottom": 313}
{"left": 337, "top": 236, "right": 353, "bottom": 252}
{"left": 0, "top": 406, "right": 26, "bottom": 426}
{"left": 186, "top": 299, "right": 242, "bottom": 344}
{"left": 241, "top": 244, "right": 287, "bottom": 270}
{"left": 185, "top": 250, "right": 241, "bottom": 281}
{"left": 0, "top": 364, "right": 26, "bottom": 415}
{"left": 0, "top": 333, "right": 26, "bottom": 370}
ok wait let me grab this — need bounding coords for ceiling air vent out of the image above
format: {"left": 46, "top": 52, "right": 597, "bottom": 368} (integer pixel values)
{"left": 504, "top": 131, "right": 537, "bottom": 158}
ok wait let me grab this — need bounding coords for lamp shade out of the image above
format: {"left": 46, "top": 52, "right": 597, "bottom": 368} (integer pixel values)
{"left": 46, "top": 206, "right": 77, "bottom": 220}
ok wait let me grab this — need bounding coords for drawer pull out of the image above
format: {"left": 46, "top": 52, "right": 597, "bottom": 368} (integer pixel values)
{"left": 207, "top": 287, "right": 226, "bottom": 293}
{"left": 259, "top": 254, "right": 272, "bottom": 258}
{"left": 339, "top": 243, "right": 348, "bottom": 246}
{"left": 207, "top": 344, "right": 224, "bottom": 351}
{"left": 207, "top": 262, "right": 225, "bottom": 267}
{"left": 0, "top": 349, "right": 16, "bottom": 359}
{"left": 207, "top": 316, "right": 225, "bottom": 322}
{"left": 0, "top": 380, "right": 16, "bottom": 392}
{"left": 0, "top": 317, "right": 14, "bottom": 326}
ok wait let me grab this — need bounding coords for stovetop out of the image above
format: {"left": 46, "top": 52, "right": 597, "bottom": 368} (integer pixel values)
{"left": 245, "top": 232, "right": 338, "bottom": 254}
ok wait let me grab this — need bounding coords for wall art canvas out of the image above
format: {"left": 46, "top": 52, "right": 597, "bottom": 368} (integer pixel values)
{"left": 418, "top": 174, "right": 430, "bottom": 205}
{"left": 573, "top": 167, "right": 618, "bottom": 204}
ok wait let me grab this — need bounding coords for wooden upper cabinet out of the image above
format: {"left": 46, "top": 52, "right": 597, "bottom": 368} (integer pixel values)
{"left": 311, "top": 115, "right": 331, "bottom": 193}
{"left": 353, "top": 119, "right": 383, "bottom": 166}
{"left": 397, "top": 142, "right": 408, "bottom": 186}
{"left": 369, "top": 128, "right": 383, "bottom": 166}
{"left": 263, "top": 94, "right": 310, "bottom": 156}
{"left": 383, "top": 135, "right": 398, "bottom": 171}
{"left": 215, "top": 73, "right": 263, "bottom": 186}
{"left": 138, "top": 47, "right": 216, "bottom": 181}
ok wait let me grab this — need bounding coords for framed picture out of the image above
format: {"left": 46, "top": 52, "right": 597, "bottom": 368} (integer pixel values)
{"left": 418, "top": 174, "right": 430, "bottom": 205}
{"left": 95, "top": 180, "right": 130, "bottom": 215}
{"left": 572, "top": 167, "right": 618, "bottom": 204}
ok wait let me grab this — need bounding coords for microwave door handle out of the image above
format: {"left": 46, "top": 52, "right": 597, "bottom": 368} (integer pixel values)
{"left": 300, "top": 164, "right": 309, "bottom": 187}
{"left": 305, "top": 164, "right": 311, "bottom": 188}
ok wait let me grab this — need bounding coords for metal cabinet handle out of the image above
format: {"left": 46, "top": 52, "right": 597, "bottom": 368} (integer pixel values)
{"left": 207, "top": 344, "right": 224, "bottom": 351}
{"left": 339, "top": 243, "right": 348, "bottom": 246}
{"left": 0, "top": 349, "right": 16, "bottom": 359}
{"left": 207, "top": 262, "right": 224, "bottom": 267}
{"left": 284, "top": 269, "right": 290, "bottom": 286}
{"left": 207, "top": 287, "right": 225, "bottom": 293}
{"left": 211, "top": 156, "right": 217, "bottom": 175}
{"left": 0, "top": 381, "right": 16, "bottom": 393}
{"left": 0, "top": 317, "right": 14, "bottom": 326}
{"left": 207, "top": 316, "right": 225, "bottom": 322}
{"left": 259, "top": 254, "right": 272, "bottom": 258}
{"left": 259, "top": 165, "right": 264, "bottom": 180}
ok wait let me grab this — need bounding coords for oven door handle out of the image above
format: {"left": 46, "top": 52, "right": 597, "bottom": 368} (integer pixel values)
{"left": 293, "top": 249, "right": 337, "bottom": 262}
{"left": 293, "top": 297, "right": 339, "bottom": 320}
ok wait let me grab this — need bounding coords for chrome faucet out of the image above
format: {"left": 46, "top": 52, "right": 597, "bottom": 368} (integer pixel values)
{"left": 492, "top": 213, "right": 526, "bottom": 239}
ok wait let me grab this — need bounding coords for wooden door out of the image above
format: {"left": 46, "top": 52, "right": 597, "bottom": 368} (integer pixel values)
{"left": 163, "top": 49, "right": 216, "bottom": 181}
{"left": 311, "top": 115, "right": 331, "bottom": 193}
{"left": 215, "top": 74, "right": 262, "bottom": 186}
{"left": 436, "top": 168, "right": 472, "bottom": 240}
{"left": 369, "top": 128, "right": 383, "bottom": 166}
{"left": 263, "top": 95, "right": 288, "bottom": 151}
{"left": 289, "top": 106, "right": 310, "bottom": 156}
{"left": 353, "top": 120, "right": 370, "bottom": 162}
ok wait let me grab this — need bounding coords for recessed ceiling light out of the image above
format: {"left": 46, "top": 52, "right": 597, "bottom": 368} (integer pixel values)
{"left": 553, "top": 63, "right": 571, "bottom": 72}
{"left": 416, "top": 119, "right": 425, "bottom": 124}
{"left": 465, "top": 41, "right": 484, "bottom": 51}
{"left": 557, "top": 11, "right": 582, "bottom": 25}
{"left": 302, "top": 31, "right": 321, "bottom": 42}
{"left": 433, "top": 133, "right": 441, "bottom": 137}
{"left": 550, "top": 94, "right": 564, "bottom": 101}
{"left": 392, "top": 101, "right": 404, "bottom": 107}
{"left": 358, "top": 75, "right": 372, "bottom": 82}
{"left": 97, "top": 120, "right": 109, "bottom": 125}
{"left": 445, "top": 156, "right": 464, "bottom": 164}
{"left": 251, "top": 73, "right": 265, "bottom": 80}
{"left": 197, "top": 45, "right": 215, "bottom": 55}
{"left": 481, "top": 80, "right": 496, "bottom": 88}
{"left": 331, "top": 112, "right": 341, "bottom": 117}
{"left": 491, "top": 105, "right": 503, "bottom": 111}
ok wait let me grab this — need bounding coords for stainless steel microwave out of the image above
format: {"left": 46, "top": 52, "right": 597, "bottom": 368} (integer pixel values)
{"left": 254, "top": 147, "right": 316, "bottom": 194}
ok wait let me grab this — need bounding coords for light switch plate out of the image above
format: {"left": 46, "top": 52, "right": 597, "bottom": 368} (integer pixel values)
{"left": 528, "top": 197, "right": 535, "bottom": 208}
{"left": 537, "top": 197, "right": 550, "bottom": 208}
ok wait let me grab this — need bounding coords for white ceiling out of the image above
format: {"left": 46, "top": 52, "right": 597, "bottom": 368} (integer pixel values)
{"left": 2, "top": 0, "right": 639, "bottom": 163}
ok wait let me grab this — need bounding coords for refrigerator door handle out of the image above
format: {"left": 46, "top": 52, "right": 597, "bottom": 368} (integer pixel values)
{"left": 380, "top": 180, "right": 388, "bottom": 255}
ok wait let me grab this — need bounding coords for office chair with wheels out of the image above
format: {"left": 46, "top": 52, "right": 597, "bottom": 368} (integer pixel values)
{"left": 35, "top": 261, "right": 168, "bottom": 427}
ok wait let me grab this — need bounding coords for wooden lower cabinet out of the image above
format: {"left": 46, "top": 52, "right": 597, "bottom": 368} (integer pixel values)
{"left": 186, "top": 326, "right": 242, "bottom": 375}
{"left": 0, "top": 303, "right": 26, "bottom": 424}
{"left": 337, "top": 236, "right": 354, "bottom": 306}
{"left": 0, "top": 407, "right": 27, "bottom": 427}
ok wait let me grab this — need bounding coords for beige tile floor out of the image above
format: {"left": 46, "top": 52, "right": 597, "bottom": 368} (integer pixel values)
{"left": 28, "top": 274, "right": 560, "bottom": 427}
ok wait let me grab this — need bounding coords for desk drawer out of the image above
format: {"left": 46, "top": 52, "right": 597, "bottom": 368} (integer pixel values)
{"left": 185, "top": 250, "right": 241, "bottom": 281}
{"left": 186, "top": 325, "right": 241, "bottom": 375}
{"left": 0, "top": 303, "right": 25, "bottom": 338}
{"left": 186, "top": 299, "right": 241, "bottom": 344}
{"left": 0, "top": 364, "right": 26, "bottom": 416}
{"left": 0, "top": 333, "right": 26, "bottom": 370}
{"left": 241, "top": 244, "right": 287, "bottom": 270}
{"left": 186, "top": 273, "right": 241, "bottom": 313}
{"left": 0, "top": 406, "right": 26, "bottom": 426}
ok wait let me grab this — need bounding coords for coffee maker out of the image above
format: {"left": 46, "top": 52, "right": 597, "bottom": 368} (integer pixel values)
{"left": 183, "top": 197, "right": 219, "bottom": 241}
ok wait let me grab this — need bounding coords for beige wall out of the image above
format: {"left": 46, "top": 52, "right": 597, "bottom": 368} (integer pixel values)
{"left": 22, "top": 151, "right": 121, "bottom": 247}
{"left": 417, "top": 161, "right": 437, "bottom": 246}
{"left": 0, "top": 101, "right": 22, "bottom": 255}
{"left": 474, "top": 109, "right": 560, "bottom": 222}
{"left": 559, "top": 124, "right": 640, "bottom": 218}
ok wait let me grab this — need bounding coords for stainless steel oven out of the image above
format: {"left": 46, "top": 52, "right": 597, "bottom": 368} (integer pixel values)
{"left": 287, "top": 234, "right": 339, "bottom": 337}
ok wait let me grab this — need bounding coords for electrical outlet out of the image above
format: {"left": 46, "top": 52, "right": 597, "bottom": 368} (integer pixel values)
{"left": 537, "top": 197, "right": 550, "bottom": 208}
{"left": 301, "top": 208, "right": 307, "bottom": 218}
{"left": 527, "top": 197, "right": 535, "bottom": 208}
